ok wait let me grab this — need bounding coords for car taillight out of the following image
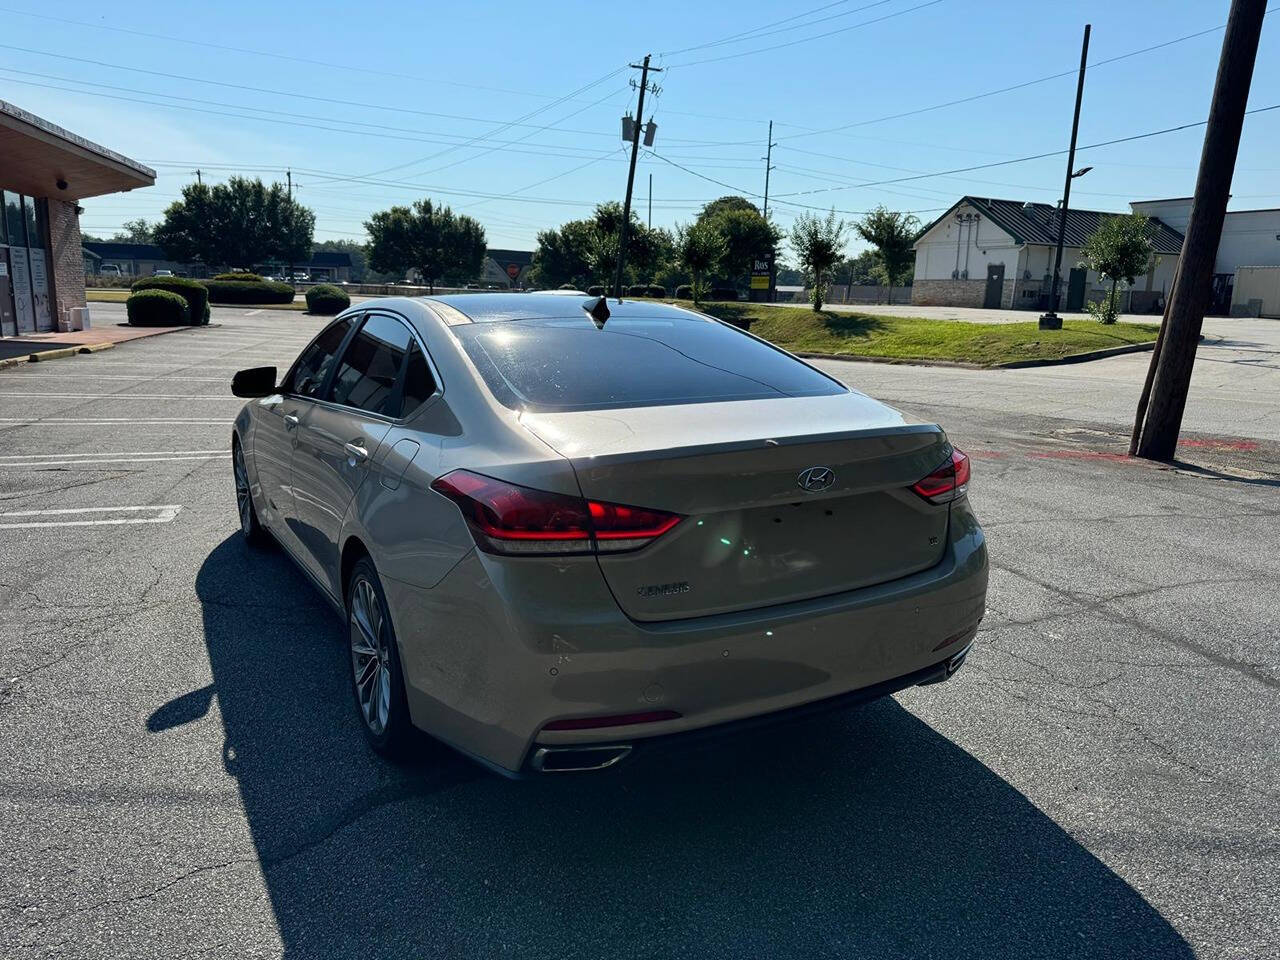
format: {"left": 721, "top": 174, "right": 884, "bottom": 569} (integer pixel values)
{"left": 430, "top": 470, "right": 681, "bottom": 556}
{"left": 911, "top": 448, "right": 971, "bottom": 504}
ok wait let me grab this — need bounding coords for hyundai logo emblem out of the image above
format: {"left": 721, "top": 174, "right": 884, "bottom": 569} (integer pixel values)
{"left": 797, "top": 466, "right": 835, "bottom": 493}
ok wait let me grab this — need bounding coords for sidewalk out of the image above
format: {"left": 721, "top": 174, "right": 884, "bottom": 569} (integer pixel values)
{"left": 0, "top": 320, "right": 191, "bottom": 368}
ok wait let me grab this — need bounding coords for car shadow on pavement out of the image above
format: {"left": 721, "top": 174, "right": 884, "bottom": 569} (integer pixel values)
{"left": 189, "top": 534, "right": 1192, "bottom": 960}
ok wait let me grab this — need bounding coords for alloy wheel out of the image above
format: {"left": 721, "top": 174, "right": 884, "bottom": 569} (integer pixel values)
{"left": 233, "top": 444, "right": 253, "bottom": 535}
{"left": 349, "top": 576, "right": 391, "bottom": 736}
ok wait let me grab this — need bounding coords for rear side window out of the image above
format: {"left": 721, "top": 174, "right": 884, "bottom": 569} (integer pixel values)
{"left": 399, "top": 344, "right": 437, "bottom": 418}
{"left": 286, "top": 317, "right": 353, "bottom": 397}
{"left": 453, "top": 316, "right": 844, "bottom": 412}
{"left": 328, "top": 314, "right": 413, "bottom": 416}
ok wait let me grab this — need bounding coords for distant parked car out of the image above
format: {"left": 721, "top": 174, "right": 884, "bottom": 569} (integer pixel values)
{"left": 153, "top": 269, "right": 174, "bottom": 278}
{"left": 100, "top": 265, "right": 122, "bottom": 277}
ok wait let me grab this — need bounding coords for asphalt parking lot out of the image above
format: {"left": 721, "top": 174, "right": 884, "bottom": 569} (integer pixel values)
{"left": 1, "top": 303, "right": 1277, "bottom": 959}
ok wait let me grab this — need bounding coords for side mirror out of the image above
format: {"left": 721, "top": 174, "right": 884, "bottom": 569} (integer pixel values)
{"left": 232, "top": 366, "right": 278, "bottom": 398}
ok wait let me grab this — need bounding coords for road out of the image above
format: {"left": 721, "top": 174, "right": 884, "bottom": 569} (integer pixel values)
{"left": 2, "top": 303, "right": 1277, "bottom": 959}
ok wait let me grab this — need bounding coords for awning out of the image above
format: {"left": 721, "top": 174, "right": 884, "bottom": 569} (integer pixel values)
{"left": 0, "top": 99, "right": 155, "bottom": 200}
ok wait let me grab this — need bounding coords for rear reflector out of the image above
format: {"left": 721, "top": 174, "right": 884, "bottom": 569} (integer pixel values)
{"left": 543, "top": 710, "right": 681, "bottom": 731}
{"left": 430, "top": 469, "right": 682, "bottom": 556}
{"left": 911, "top": 448, "right": 971, "bottom": 504}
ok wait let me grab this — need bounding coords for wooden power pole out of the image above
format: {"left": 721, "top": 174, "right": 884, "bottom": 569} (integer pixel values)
{"left": 1135, "top": 0, "right": 1267, "bottom": 461}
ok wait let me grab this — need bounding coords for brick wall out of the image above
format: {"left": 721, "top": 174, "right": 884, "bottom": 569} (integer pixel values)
{"left": 910, "top": 279, "right": 988, "bottom": 307}
{"left": 45, "top": 198, "right": 85, "bottom": 321}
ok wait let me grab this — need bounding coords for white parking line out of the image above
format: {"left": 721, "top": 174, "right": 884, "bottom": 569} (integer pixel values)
{"left": 0, "top": 393, "right": 241, "bottom": 400}
{"left": 0, "top": 504, "right": 182, "bottom": 529}
{"left": 3, "top": 455, "right": 228, "bottom": 468}
{"left": 0, "top": 449, "right": 226, "bottom": 460}
{"left": 0, "top": 418, "right": 233, "bottom": 425}
{"left": 0, "top": 375, "right": 229, "bottom": 382}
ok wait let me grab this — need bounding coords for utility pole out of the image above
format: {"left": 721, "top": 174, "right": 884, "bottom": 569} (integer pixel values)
{"left": 1039, "top": 23, "right": 1091, "bottom": 331}
{"left": 193, "top": 168, "right": 202, "bottom": 186}
{"left": 286, "top": 168, "right": 294, "bottom": 284}
{"left": 648, "top": 173, "right": 653, "bottom": 229}
{"left": 1136, "top": 0, "right": 1266, "bottom": 461}
{"left": 762, "top": 120, "right": 777, "bottom": 221}
{"left": 613, "top": 55, "right": 661, "bottom": 300}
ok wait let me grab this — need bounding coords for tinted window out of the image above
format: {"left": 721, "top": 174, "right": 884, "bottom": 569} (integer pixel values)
{"left": 328, "top": 314, "right": 413, "bottom": 416}
{"left": 286, "top": 317, "right": 353, "bottom": 397}
{"left": 453, "top": 316, "right": 844, "bottom": 412}
{"left": 399, "top": 344, "right": 437, "bottom": 418}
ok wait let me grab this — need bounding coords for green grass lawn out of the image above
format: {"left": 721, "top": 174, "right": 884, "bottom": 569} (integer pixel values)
{"left": 88, "top": 289, "right": 309, "bottom": 311}
{"left": 685, "top": 301, "right": 1159, "bottom": 366}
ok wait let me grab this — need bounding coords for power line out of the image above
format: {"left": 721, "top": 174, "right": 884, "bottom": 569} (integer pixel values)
{"left": 776, "top": 12, "right": 1275, "bottom": 142}
{"left": 660, "top": 0, "right": 894, "bottom": 57}
{"left": 772, "top": 103, "right": 1280, "bottom": 198}
{"left": 665, "top": 0, "right": 946, "bottom": 68}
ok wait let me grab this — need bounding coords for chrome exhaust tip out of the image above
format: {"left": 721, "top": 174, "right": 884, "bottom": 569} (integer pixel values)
{"left": 530, "top": 745, "right": 632, "bottom": 773}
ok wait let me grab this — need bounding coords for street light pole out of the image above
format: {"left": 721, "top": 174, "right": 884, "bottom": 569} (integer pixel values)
{"left": 1040, "top": 23, "right": 1091, "bottom": 331}
{"left": 613, "top": 55, "right": 661, "bottom": 300}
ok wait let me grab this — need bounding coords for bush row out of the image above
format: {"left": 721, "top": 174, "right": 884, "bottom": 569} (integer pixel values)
{"left": 212, "top": 272, "right": 264, "bottom": 282}
{"left": 204, "top": 279, "right": 296, "bottom": 304}
{"left": 131, "top": 276, "right": 210, "bottom": 324}
{"left": 126, "top": 289, "right": 190, "bottom": 326}
{"left": 305, "top": 283, "right": 350, "bottom": 315}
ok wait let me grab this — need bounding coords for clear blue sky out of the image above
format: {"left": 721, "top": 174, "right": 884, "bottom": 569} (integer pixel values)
{"left": 2, "top": 0, "right": 1276, "bottom": 258}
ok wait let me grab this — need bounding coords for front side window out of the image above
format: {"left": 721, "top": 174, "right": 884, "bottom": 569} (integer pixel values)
{"left": 285, "top": 317, "right": 354, "bottom": 397}
{"left": 327, "top": 314, "right": 413, "bottom": 416}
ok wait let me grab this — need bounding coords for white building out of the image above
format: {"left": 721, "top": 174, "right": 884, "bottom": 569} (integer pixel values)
{"left": 911, "top": 196, "right": 1184, "bottom": 313}
{"left": 1130, "top": 197, "right": 1280, "bottom": 313}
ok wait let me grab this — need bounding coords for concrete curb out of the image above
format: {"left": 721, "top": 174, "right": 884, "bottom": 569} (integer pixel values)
{"left": 793, "top": 338, "right": 1160, "bottom": 370}
{"left": 0, "top": 341, "right": 116, "bottom": 370}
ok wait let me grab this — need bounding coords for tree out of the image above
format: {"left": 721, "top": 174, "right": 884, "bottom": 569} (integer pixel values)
{"left": 113, "top": 218, "right": 155, "bottom": 244}
{"left": 153, "top": 177, "right": 313, "bottom": 269}
{"left": 675, "top": 220, "right": 726, "bottom": 304}
{"left": 1080, "top": 212, "right": 1155, "bottom": 324}
{"left": 529, "top": 203, "right": 674, "bottom": 289}
{"left": 696, "top": 204, "right": 781, "bottom": 289}
{"left": 789, "top": 210, "right": 848, "bottom": 311}
{"left": 365, "top": 198, "right": 485, "bottom": 292}
{"left": 854, "top": 206, "right": 919, "bottom": 304}
{"left": 698, "top": 195, "right": 759, "bottom": 221}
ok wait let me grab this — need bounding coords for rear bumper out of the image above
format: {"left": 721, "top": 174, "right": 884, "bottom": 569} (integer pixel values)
{"left": 525, "top": 641, "right": 973, "bottom": 774}
{"left": 383, "top": 499, "right": 988, "bottom": 776}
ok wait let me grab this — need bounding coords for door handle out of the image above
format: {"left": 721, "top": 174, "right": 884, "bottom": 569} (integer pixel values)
{"left": 284, "top": 414, "right": 299, "bottom": 430}
{"left": 344, "top": 441, "right": 369, "bottom": 463}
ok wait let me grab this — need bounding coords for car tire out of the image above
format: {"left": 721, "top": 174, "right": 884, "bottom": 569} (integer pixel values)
{"left": 346, "top": 557, "right": 413, "bottom": 757}
{"left": 232, "top": 437, "right": 268, "bottom": 546}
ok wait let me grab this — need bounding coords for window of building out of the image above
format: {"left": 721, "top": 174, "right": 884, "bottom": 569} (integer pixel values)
{"left": 3, "top": 192, "right": 26, "bottom": 246}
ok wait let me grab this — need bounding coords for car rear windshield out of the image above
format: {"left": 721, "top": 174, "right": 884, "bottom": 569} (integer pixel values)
{"left": 451, "top": 315, "right": 845, "bottom": 412}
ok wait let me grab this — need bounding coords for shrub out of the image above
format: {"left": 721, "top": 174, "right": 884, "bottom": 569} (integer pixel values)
{"left": 212, "top": 272, "right": 263, "bottom": 282}
{"left": 305, "top": 283, "right": 350, "bottom": 315}
{"left": 709, "top": 286, "right": 739, "bottom": 301}
{"left": 586, "top": 285, "right": 606, "bottom": 297}
{"left": 126, "top": 289, "right": 190, "bottom": 326}
{"left": 647, "top": 284, "right": 667, "bottom": 298}
{"left": 674, "top": 284, "right": 693, "bottom": 300}
{"left": 204, "top": 279, "right": 296, "bottom": 304}
{"left": 627, "top": 284, "right": 651, "bottom": 297}
{"left": 132, "top": 275, "right": 209, "bottom": 324}
{"left": 558, "top": 283, "right": 577, "bottom": 290}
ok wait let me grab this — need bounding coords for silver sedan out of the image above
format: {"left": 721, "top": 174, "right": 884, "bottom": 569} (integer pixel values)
{"left": 231, "top": 294, "right": 988, "bottom": 775}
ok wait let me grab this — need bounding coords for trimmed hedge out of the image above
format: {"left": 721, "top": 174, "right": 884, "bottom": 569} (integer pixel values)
{"left": 674, "top": 284, "right": 693, "bottom": 299}
{"left": 126, "top": 289, "right": 190, "bottom": 326}
{"left": 305, "top": 283, "right": 350, "bottom": 315}
{"left": 647, "top": 284, "right": 667, "bottom": 298}
{"left": 132, "top": 276, "right": 209, "bottom": 324}
{"left": 212, "top": 272, "right": 263, "bottom": 282}
{"left": 710, "top": 286, "right": 739, "bottom": 301}
{"left": 204, "top": 279, "right": 296, "bottom": 304}
{"left": 586, "top": 285, "right": 606, "bottom": 297}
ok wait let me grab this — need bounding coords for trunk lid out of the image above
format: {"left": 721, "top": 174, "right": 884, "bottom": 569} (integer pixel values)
{"left": 520, "top": 393, "right": 952, "bottom": 621}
